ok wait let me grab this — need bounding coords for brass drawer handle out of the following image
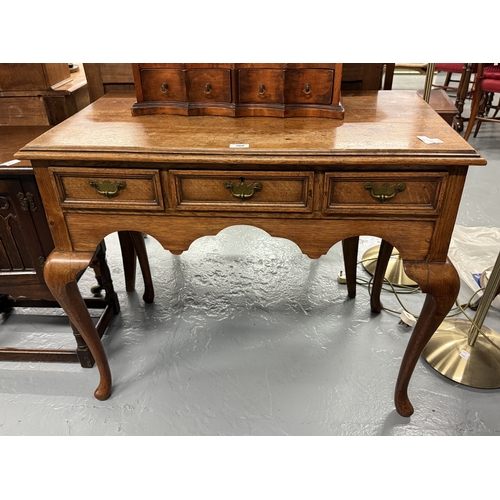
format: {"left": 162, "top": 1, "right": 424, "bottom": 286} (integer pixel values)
{"left": 160, "top": 82, "right": 169, "bottom": 93}
{"left": 303, "top": 83, "right": 312, "bottom": 95}
{"left": 204, "top": 83, "right": 212, "bottom": 94}
{"left": 224, "top": 179, "right": 262, "bottom": 200}
{"left": 364, "top": 182, "right": 406, "bottom": 202}
{"left": 258, "top": 84, "right": 266, "bottom": 96}
{"left": 89, "top": 179, "right": 127, "bottom": 198}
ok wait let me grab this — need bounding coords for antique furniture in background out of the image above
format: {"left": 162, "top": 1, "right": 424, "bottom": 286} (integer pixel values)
{"left": 83, "top": 63, "right": 135, "bottom": 103}
{"left": 464, "top": 64, "right": 500, "bottom": 140}
{"left": 433, "top": 63, "right": 478, "bottom": 131}
{"left": 0, "top": 63, "right": 89, "bottom": 127}
{"left": 16, "top": 89, "right": 485, "bottom": 417}
{"left": 341, "top": 63, "right": 394, "bottom": 91}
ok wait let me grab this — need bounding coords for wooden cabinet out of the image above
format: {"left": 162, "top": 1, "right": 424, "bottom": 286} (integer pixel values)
{"left": 132, "top": 63, "right": 344, "bottom": 118}
{"left": 0, "top": 63, "right": 89, "bottom": 126}
{"left": 0, "top": 63, "right": 72, "bottom": 91}
{"left": 0, "top": 170, "right": 54, "bottom": 301}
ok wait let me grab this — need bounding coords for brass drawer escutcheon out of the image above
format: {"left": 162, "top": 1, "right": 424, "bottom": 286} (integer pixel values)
{"left": 89, "top": 179, "right": 127, "bottom": 198}
{"left": 224, "top": 179, "right": 262, "bottom": 200}
{"left": 364, "top": 182, "right": 406, "bottom": 202}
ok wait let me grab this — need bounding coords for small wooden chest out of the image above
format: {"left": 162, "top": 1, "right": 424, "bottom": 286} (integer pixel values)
{"left": 131, "top": 63, "right": 344, "bottom": 119}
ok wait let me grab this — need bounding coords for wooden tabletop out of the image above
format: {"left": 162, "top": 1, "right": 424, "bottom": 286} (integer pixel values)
{"left": 16, "top": 90, "right": 486, "bottom": 166}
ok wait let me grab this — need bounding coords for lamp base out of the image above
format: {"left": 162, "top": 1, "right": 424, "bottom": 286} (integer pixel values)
{"left": 361, "top": 245, "right": 417, "bottom": 287}
{"left": 422, "top": 319, "right": 500, "bottom": 389}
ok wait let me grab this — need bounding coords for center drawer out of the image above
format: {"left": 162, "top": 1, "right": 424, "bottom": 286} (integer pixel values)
{"left": 169, "top": 170, "right": 314, "bottom": 212}
{"left": 49, "top": 167, "right": 165, "bottom": 211}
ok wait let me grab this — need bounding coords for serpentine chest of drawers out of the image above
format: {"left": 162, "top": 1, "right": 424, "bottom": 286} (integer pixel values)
{"left": 131, "top": 63, "right": 344, "bottom": 118}
{"left": 15, "top": 89, "right": 486, "bottom": 417}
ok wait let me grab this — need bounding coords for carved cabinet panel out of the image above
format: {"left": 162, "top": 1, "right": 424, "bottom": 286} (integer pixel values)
{"left": 0, "top": 175, "right": 54, "bottom": 296}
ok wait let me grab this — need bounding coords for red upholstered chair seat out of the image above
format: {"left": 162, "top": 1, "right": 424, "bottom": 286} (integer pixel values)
{"left": 464, "top": 64, "right": 500, "bottom": 140}
{"left": 484, "top": 65, "right": 500, "bottom": 80}
{"left": 482, "top": 78, "right": 500, "bottom": 93}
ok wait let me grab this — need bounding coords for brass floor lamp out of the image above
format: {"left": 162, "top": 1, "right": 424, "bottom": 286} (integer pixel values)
{"left": 422, "top": 249, "right": 500, "bottom": 388}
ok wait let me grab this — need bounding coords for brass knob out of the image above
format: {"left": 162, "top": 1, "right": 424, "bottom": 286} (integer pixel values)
{"left": 258, "top": 84, "right": 266, "bottom": 96}
{"left": 160, "top": 82, "right": 168, "bottom": 93}
{"left": 89, "top": 179, "right": 127, "bottom": 198}
{"left": 364, "top": 182, "right": 406, "bottom": 202}
{"left": 303, "top": 83, "right": 312, "bottom": 95}
{"left": 204, "top": 83, "right": 212, "bottom": 94}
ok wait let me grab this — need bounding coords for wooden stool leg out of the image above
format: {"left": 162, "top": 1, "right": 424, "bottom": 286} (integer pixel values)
{"left": 342, "top": 237, "right": 359, "bottom": 298}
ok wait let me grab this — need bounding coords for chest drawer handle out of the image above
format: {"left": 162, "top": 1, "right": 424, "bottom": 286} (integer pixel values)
{"left": 364, "top": 182, "right": 406, "bottom": 202}
{"left": 204, "top": 83, "right": 212, "bottom": 94}
{"left": 89, "top": 179, "right": 127, "bottom": 198}
{"left": 160, "top": 83, "right": 169, "bottom": 93}
{"left": 303, "top": 83, "right": 312, "bottom": 95}
{"left": 258, "top": 84, "right": 266, "bottom": 96}
{"left": 224, "top": 180, "right": 262, "bottom": 200}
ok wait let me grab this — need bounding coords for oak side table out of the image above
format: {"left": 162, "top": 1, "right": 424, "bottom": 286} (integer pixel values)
{"left": 16, "top": 90, "right": 486, "bottom": 417}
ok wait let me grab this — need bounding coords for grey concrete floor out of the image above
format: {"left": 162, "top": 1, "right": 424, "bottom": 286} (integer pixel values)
{"left": 1, "top": 71, "right": 500, "bottom": 442}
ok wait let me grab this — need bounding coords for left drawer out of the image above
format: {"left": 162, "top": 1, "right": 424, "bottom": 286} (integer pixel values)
{"left": 49, "top": 167, "right": 165, "bottom": 211}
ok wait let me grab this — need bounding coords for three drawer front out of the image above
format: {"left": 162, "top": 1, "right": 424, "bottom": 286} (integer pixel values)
{"left": 323, "top": 171, "right": 448, "bottom": 216}
{"left": 140, "top": 69, "right": 232, "bottom": 103}
{"left": 49, "top": 167, "right": 165, "bottom": 211}
{"left": 170, "top": 170, "right": 314, "bottom": 212}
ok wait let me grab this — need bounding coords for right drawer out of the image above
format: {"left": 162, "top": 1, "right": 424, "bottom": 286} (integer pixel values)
{"left": 323, "top": 171, "right": 448, "bottom": 216}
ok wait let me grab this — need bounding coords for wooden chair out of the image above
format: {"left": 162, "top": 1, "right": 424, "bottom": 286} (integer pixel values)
{"left": 433, "top": 63, "right": 478, "bottom": 131}
{"left": 464, "top": 64, "right": 500, "bottom": 140}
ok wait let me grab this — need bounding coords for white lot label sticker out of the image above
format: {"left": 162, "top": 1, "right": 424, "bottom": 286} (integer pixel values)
{"left": 0, "top": 159, "right": 21, "bottom": 166}
{"left": 417, "top": 135, "right": 443, "bottom": 144}
{"left": 460, "top": 349, "right": 470, "bottom": 360}
{"left": 229, "top": 144, "right": 249, "bottom": 148}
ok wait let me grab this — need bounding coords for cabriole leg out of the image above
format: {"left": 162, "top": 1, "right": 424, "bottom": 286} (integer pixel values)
{"left": 44, "top": 251, "right": 112, "bottom": 401}
{"left": 394, "top": 260, "right": 460, "bottom": 417}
